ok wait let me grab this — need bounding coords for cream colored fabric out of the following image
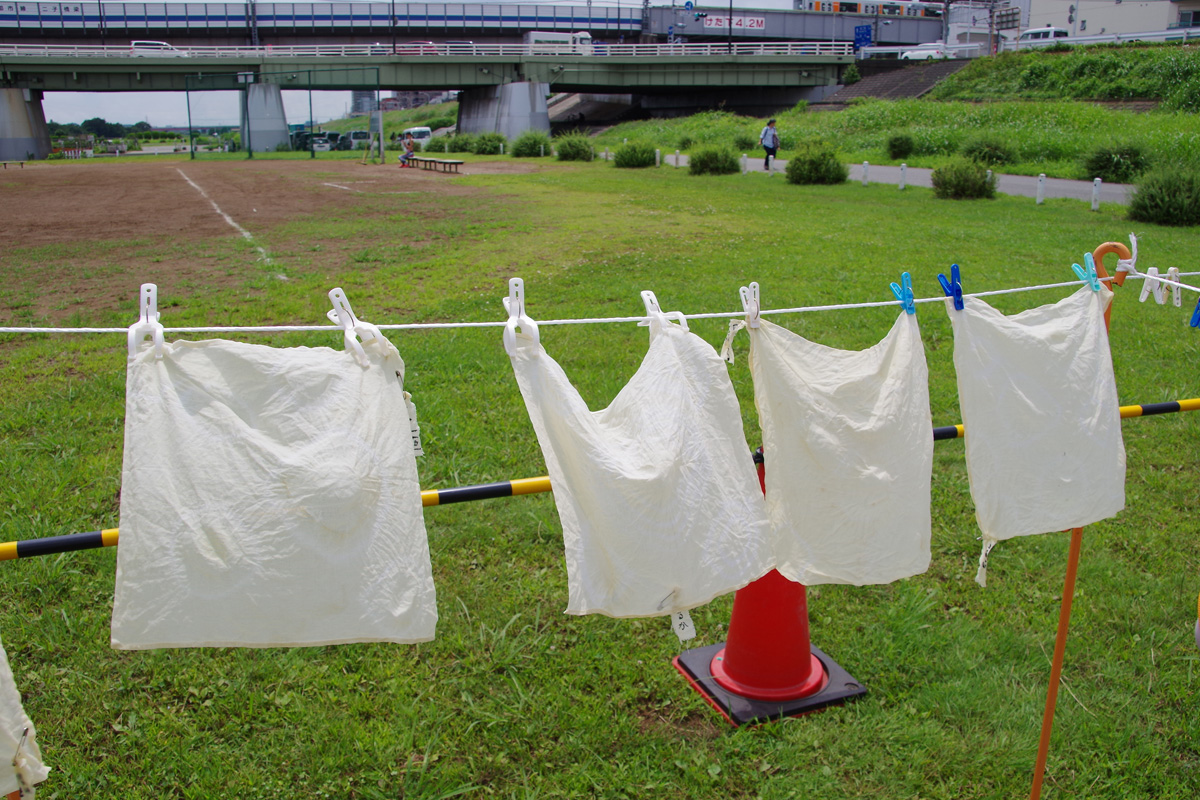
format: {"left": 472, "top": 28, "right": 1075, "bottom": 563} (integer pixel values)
{"left": 508, "top": 318, "right": 773, "bottom": 617}
{"left": 948, "top": 286, "right": 1126, "bottom": 584}
{"left": 1, "top": 630, "right": 49, "bottom": 797}
{"left": 112, "top": 336, "right": 436, "bottom": 648}
{"left": 748, "top": 314, "right": 933, "bottom": 585}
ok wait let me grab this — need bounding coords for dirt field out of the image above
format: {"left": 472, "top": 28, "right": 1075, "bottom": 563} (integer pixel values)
{"left": 0, "top": 157, "right": 532, "bottom": 324}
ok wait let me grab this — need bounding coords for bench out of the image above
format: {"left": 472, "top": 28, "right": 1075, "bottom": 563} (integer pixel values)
{"left": 1, "top": 161, "right": 24, "bottom": 169}
{"left": 408, "top": 156, "right": 464, "bottom": 173}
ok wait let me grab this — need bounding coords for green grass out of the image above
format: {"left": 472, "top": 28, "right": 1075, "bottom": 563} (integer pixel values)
{"left": 1, "top": 160, "right": 1199, "bottom": 798}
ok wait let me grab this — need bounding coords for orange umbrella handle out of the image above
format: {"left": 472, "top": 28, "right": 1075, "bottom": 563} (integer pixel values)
{"left": 1091, "top": 241, "right": 1131, "bottom": 330}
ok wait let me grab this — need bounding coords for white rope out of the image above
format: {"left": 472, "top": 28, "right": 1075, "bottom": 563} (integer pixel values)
{"left": 2, "top": 272, "right": 1198, "bottom": 337}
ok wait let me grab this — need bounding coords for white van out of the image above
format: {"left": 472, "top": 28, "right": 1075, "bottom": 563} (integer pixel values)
{"left": 523, "top": 30, "right": 594, "bottom": 55}
{"left": 130, "top": 40, "right": 188, "bottom": 57}
{"left": 402, "top": 127, "right": 433, "bottom": 142}
{"left": 1017, "top": 27, "right": 1070, "bottom": 45}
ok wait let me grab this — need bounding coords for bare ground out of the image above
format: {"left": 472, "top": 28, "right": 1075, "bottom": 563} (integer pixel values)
{"left": 0, "top": 157, "right": 534, "bottom": 324}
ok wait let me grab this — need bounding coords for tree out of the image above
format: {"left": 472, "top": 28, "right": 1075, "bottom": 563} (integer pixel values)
{"left": 82, "top": 117, "right": 125, "bottom": 138}
{"left": 131, "top": 121, "right": 152, "bottom": 133}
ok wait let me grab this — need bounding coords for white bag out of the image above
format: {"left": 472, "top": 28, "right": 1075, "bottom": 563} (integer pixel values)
{"left": 112, "top": 336, "right": 437, "bottom": 648}
{"left": 948, "top": 286, "right": 1126, "bottom": 584}
{"left": 748, "top": 314, "right": 933, "bottom": 585}
{"left": 2, "top": 630, "right": 49, "bottom": 797}
{"left": 508, "top": 316, "right": 773, "bottom": 617}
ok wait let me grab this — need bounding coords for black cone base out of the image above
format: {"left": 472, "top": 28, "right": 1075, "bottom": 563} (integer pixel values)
{"left": 673, "top": 642, "right": 867, "bottom": 727}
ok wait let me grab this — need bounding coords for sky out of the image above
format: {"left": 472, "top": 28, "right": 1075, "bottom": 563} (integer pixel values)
{"left": 38, "top": 0, "right": 797, "bottom": 126}
{"left": 43, "top": 90, "right": 356, "bottom": 128}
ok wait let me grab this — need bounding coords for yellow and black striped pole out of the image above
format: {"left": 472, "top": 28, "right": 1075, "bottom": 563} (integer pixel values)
{"left": 2, "top": 399, "right": 1196, "bottom": 562}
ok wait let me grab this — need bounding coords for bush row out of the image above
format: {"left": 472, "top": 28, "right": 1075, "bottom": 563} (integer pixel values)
{"left": 886, "top": 132, "right": 1151, "bottom": 182}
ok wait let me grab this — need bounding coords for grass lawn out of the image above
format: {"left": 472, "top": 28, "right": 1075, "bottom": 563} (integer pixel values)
{"left": 1, "top": 157, "right": 1198, "bottom": 798}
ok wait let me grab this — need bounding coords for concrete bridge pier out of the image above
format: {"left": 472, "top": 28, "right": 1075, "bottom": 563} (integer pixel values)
{"left": 0, "top": 88, "right": 51, "bottom": 161}
{"left": 456, "top": 82, "right": 550, "bottom": 140}
{"left": 239, "top": 83, "right": 289, "bottom": 153}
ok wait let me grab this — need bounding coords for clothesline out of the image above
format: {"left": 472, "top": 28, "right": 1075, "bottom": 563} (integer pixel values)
{"left": 0, "top": 272, "right": 1197, "bottom": 336}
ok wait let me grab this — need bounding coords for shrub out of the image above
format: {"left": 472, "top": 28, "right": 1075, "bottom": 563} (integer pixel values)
{"left": 554, "top": 133, "right": 594, "bottom": 162}
{"left": 613, "top": 140, "right": 657, "bottom": 168}
{"left": 1128, "top": 168, "right": 1200, "bottom": 226}
{"left": 422, "top": 115, "right": 456, "bottom": 131}
{"left": 471, "top": 132, "right": 508, "bottom": 155}
{"left": 785, "top": 144, "right": 849, "bottom": 185}
{"left": 431, "top": 133, "right": 474, "bottom": 153}
{"left": 1081, "top": 142, "right": 1149, "bottom": 183}
{"left": 688, "top": 146, "right": 740, "bottom": 176}
{"left": 733, "top": 133, "right": 757, "bottom": 151}
{"left": 887, "top": 133, "right": 915, "bottom": 160}
{"left": 511, "top": 130, "right": 553, "bottom": 158}
{"left": 961, "top": 136, "right": 1015, "bottom": 166}
{"left": 677, "top": 135, "right": 694, "bottom": 150}
{"left": 842, "top": 63, "right": 862, "bottom": 85}
{"left": 931, "top": 158, "right": 997, "bottom": 199}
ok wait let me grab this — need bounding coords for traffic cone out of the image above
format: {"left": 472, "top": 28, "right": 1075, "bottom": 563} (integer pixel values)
{"left": 673, "top": 451, "right": 867, "bottom": 725}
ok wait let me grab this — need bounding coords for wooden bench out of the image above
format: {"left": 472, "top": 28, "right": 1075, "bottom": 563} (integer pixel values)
{"left": 1, "top": 161, "right": 25, "bottom": 169}
{"left": 408, "top": 156, "right": 464, "bottom": 173}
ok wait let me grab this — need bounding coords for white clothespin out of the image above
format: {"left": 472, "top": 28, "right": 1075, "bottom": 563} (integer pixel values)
{"left": 1168, "top": 267, "right": 1182, "bottom": 307}
{"left": 126, "top": 283, "right": 165, "bottom": 360}
{"left": 1139, "top": 267, "right": 1165, "bottom": 305}
{"left": 638, "top": 290, "right": 689, "bottom": 331}
{"left": 740, "top": 281, "right": 761, "bottom": 328}
{"left": 1115, "top": 232, "right": 1139, "bottom": 280}
{"left": 502, "top": 277, "right": 539, "bottom": 356}
{"left": 12, "top": 726, "right": 37, "bottom": 798}
{"left": 327, "top": 288, "right": 383, "bottom": 368}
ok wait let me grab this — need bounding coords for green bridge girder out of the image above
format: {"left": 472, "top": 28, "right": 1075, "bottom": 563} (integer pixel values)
{"left": 0, "top": 53, "right": 849, "bottom": 93}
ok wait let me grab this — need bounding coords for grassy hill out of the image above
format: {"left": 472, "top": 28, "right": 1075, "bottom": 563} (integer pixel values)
{"left": 928, "top": 42, "right": 1200, "bottom": 110}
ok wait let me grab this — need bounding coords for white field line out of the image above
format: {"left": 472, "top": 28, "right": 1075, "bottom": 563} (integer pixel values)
{"left": 322, "top": 182, "right": 362, "bottom": 193}
{"left": 176, "top": 168, "right": 271, "bottom": 262}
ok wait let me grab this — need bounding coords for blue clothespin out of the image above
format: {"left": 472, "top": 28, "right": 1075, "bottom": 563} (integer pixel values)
{"left": 890, "top": 272, "right": 916, "bottom": 315}
{"left": 1072, "top": 253, "right": 1101, "bottom": 291}
{"left": 1190, "top": 294, "right": 1200, "bottom": 329}
{"left": 937, "top": 263, "right": 964, "bottom": 311}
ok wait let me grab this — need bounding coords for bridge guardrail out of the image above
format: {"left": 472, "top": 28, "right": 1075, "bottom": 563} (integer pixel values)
{"left": 0, "top": 41, "right": 855, "bottom": 59}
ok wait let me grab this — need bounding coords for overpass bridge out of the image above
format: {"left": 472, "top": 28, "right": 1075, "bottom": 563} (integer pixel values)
{"left": 0, "top": 40, "right": 856, "bottom": 158}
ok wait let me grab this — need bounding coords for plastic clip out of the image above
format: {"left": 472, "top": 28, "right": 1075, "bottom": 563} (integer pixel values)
{"left": 937, "top": 263, "right": 964, "bottom": 311}
{"left": 127, "top": 283, "right": 165, "bottom": 360}
{"left": 1168, "top": 267, "right": 1182, "bottom": 307}
{"left": 1072, "top": 254, "right": 1101, "bottom": 292}
{"left": 1139, "top": 267, "right": 1165, "bottom": 305}
{"left": 890, "top": 272, "right": 916, "bottom": 315}
{"left": 638, "top": 290, "right": 689, "bottom": 331}
{"left": 1190, "top": 295, "right": 1200, "bottom": 329}
{"left": 327, "top": 287, "right": 382, "bottom": 368}
{"left": 502, "top": 277, "right": 539, "bottom": 356}
{"left": 739, "top": 281, "right": 761, "bottom": 328}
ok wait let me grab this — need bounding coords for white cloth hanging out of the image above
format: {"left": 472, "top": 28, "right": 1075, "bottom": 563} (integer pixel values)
{"left": 2, "top": 630, "right": 49, "bottom": 798}
{"left": 948, "top": 286, "right": 1125, "bottom": 585}
{"left": 507, "top": 317, "right": 773, "bottom": 617}
{"left": 112, "top": 335, "right": 437, "bottom": 648}
{"left": 747, "top": 314, "right": 933, "bottom": 586}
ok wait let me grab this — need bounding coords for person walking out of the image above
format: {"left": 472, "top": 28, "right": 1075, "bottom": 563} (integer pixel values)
{"left": 760, "top": 119, "right": 780, "bottom": 171}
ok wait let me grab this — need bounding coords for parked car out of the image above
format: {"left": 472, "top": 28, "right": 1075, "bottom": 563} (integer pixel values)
{"left": 900, "top": 47, "right": 947, "bottom": 60}
{"left": 394, "top": 41, "right": 438, "bottom": 55}
{"left": 402, "top": 126, "right": 433, "bottom": 142}
{"left": 130, "top": 40, "right": 188, "bottom": 57}
{"left": 1017, "top": 27, "right": 1070, "bottom": 44}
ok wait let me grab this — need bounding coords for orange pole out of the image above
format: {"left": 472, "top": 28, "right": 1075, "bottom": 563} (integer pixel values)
{"left": 1029, "top": 527, "right": 1084, "bottom": 800}
{"left": 1030, "top": 243, "right": 1124, "bottom": 799}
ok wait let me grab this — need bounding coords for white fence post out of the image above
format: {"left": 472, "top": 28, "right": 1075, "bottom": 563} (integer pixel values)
{"left": 1092, "top": 178, "right": 1102, "bottom": 211}
{"left": 741, "top": 154, "right": 747, "bottom": 175}
{"left": 656, "top": 148, "right": 661, "bottom": 167}
{"left": 675, "top": 149, "right": 680, "bottom": 168}
{"left": 500, "top": 142, "right": 505, "bottom": 155}
{"left": 899, "top": 163, "right": 907, "bottom": 190}
{"left": 862, "top": 161, "right": 869, "bottom": 186}
{"left": 1037, "top": 174, "right": 1046, "bottom": 205}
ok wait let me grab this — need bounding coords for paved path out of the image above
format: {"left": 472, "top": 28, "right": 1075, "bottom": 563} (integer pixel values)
{"left": 660, "top": 154, "right": 1135, "bottom": 205}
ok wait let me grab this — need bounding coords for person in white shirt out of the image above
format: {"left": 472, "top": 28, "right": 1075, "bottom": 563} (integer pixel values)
{"left": 759, "top": 119, "right": 780, "bottom": 170}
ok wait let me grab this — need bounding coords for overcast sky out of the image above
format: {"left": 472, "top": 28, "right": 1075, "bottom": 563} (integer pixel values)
{"left": 39, "top": 0, "right": 796, "bottom": 125}
{"left": 43, "top": 90, "right": 355, "bottom": 127}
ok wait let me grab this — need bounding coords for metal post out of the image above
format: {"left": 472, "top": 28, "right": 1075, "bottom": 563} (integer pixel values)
{"left": 656, "top": 148, "right": 661, "bottom": 167}
{"left": 308, "top": 73, "right": 315, "bottom": 159}
{"left": 243, "top": 88, "right": 253, "bottom": 159}
{"left": 391, "top": 0, "right": 396, "bottom": 54}
{"left": 899, "top": 163, "right": 907, "bottom": 190}
{"left": 1037, "top": 173, "right": 1046, "bottom": 205}
{"left": 1091, "top": 178, "right": 1101, "bottom": 211}
{"left": 741, "top": 154, "right": 747, "bottom": 175}
{"left": 729, "top": 0, "right": 734, "bottom": 52}
{"left": 185, "top": 78, "right": 195, "bottom": 161}
{"left": 862, "top": 161, "right": 869, "bottom": 186}
{"left": 675, "top": 149, "right": 680, "bottom": 167}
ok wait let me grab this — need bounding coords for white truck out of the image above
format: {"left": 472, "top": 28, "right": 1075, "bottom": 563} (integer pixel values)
{"left": 523, "top": 30, "right": 594, "bottom": 55}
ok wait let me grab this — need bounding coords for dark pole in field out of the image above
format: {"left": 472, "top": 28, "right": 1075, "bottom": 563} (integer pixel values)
{"left": 308, "top": 73, "right": 315, "bottom": 159}
{"left": 185, "top": 76, "right": 194, "bottom": 161}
